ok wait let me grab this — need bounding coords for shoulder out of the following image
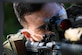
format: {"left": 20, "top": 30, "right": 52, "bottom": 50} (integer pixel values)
{"left": 3, "top": 32, "right": 26, "bottom": 55}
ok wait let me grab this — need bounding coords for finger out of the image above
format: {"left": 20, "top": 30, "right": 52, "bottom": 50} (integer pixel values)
{"left": 78, "top": 30, "right": 82, "bottom": 39}
{"left": 31, "top": 35, "right": 43, "bottom": 41}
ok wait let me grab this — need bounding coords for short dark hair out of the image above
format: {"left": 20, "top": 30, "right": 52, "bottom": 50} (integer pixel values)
{"left": 13, "top": 3, "right": 44, "bottom": 22}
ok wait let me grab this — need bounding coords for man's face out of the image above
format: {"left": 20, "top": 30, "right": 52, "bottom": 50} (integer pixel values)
{"left": 23, "top": 3, "right": 62, "bottom": 41}
{"left": 24, "top": 3, "right": 62, "bottom": 28}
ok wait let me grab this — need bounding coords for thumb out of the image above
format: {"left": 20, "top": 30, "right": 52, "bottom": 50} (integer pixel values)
{"left": 78, "top": 30, "right": 82, "bottom": 39}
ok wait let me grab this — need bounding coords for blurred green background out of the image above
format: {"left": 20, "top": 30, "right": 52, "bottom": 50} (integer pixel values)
{"left": 3, "top": 3, "right": 22, "bottom": 41}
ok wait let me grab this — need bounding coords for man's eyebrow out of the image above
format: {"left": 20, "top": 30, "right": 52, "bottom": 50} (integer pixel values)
{"left": 37, "top": 24, "right": 46, "bottom": 30}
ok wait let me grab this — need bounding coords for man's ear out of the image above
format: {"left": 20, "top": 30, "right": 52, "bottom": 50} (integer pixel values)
{"left": 20, "top": 20, "right": 28, "bottom": 28}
